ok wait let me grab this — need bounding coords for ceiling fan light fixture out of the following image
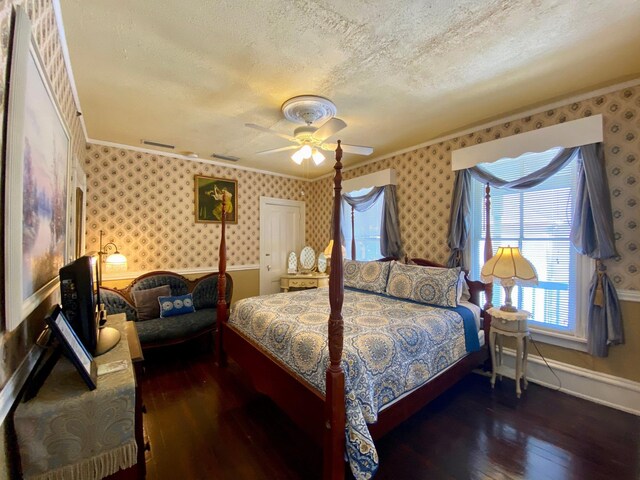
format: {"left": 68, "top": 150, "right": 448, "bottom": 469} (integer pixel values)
{"left": 291, "top": 149, "right": 305, "bottom": 164}
{"left": 312, "top": 148, "right": 325, "bottom": 165}
{"left": 300, "top": 144, "right": 312, "bottom": 159}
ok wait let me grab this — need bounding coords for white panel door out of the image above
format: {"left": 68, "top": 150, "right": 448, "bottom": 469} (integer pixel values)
{"left": 260, "top": 197, "right": 305, "bottom": 295}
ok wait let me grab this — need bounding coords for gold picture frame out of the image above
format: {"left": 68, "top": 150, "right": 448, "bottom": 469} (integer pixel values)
{"left": 194, "top": 175, "right": 238, "bottom": 224}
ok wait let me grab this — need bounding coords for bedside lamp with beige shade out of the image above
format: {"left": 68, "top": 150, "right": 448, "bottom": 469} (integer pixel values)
{"left": 481, "top": 246, "right": 538, "bottom": 312}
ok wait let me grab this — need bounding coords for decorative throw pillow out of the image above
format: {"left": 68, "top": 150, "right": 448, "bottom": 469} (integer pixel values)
{"left": 158, "top": 293, "right": 196, "bottom": 318}
{"left": 343, "top": 259, "right": 390, "bottom": 294}
{"left": 385, "top": 262, "right": 460, "bottom": 307}
{"left": 132, "top": 285, "right": 171, "bottom": 321}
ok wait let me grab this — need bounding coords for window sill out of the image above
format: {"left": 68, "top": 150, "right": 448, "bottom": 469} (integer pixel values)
{"left": 529, "top": 327, "right": 588, "bottom": 352}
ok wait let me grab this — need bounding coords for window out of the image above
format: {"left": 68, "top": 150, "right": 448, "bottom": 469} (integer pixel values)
{"left": 468, "top": 148, "right": 591, "bottom": 349}
{"left": 342, "top": 187, "right": 384, "bottom": 261}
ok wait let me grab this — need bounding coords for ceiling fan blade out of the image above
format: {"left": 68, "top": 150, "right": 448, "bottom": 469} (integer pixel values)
{"left": 321, "top": 143, "right": 374, "bottom": 156}
{"left": 245, "top": 123, "right": 296, "bottom": 142}
{"left": 256, "top": 145, "right": 300, "bottom": 155}
{"left": 312, "top": 118, "right": 347, "bottom": 142}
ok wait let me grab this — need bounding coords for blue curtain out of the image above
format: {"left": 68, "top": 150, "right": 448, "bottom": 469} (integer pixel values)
{"left": 571, "top": 144, "right": 622, "bottom": 356}
{"left": 447, "top": 142, "right": 622, "bottom": 356}
{"left": 380, "top": 185, "right": 403, "bottom": 259}
{"left": 446, "top": 170, "right": 471, "bottom": 268}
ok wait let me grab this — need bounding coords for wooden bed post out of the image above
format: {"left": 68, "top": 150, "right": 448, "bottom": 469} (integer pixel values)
{"left": 483, "top": 183, "right": 493, "bottom": 310}
{"left": 350, "top": 206, "right": 356, "bottom": 260}
{"left": 324, "top": 141, "right": 346, "bottom": 480}
{"left": 215, "top": 192, "right": 228, "bottom": 367}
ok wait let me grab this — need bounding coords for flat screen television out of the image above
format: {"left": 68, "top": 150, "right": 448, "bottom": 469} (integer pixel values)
{"left": 59, "top": 255, "right": 119, "bottom": 356}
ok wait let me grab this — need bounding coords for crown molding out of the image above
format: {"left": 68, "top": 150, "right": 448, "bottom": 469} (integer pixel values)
{"left": 50, "top": 3, "right": 639, "bottom": 183}
{"left": 315, "top": 77, "right": 640, "bottom": 182}
{"left": 87, "top": 139, "right": 311, "bottom": 181}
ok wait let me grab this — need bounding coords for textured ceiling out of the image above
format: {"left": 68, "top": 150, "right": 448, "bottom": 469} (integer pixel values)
{"left": 59, "top": 0, "right": 640, "bottom": 178}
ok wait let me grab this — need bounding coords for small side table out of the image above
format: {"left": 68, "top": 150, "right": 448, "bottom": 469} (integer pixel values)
{"left": 280, "top": 272, "right": 329, "bottom": 292}
{"left": 488, "top": 307, "right": 531, "bottom": 398}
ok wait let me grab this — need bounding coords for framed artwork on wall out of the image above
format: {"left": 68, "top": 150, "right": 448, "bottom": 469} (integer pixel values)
{"left": 194, "top": 175, "right": 238, "bottom": 224}
{"left": 70, "top": 157, "right": 87, "bottom": 259}
{"left": 4, "top": 7, "right": 71, "bottom": 331}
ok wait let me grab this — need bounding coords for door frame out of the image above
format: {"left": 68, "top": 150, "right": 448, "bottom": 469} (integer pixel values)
{"left": 259, "top": 196, "right": 306, "bottom": 295}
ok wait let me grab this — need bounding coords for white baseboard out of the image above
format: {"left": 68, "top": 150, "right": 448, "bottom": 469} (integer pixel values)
{"left": 0, "top": 345, "right": 42, "bottom": 425}
{"left": 102, "top": 264, "right": 259, "bottom": 281}
{"left": 496, "top": 347, "right": 640, "bottom": 416}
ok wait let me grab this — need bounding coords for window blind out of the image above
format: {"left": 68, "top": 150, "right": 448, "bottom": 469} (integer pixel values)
{"left": 470, "top": 147, "right": 579, "bottom": 333}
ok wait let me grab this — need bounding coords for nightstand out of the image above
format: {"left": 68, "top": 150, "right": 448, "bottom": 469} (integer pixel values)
{"left": 280, "top": 272, "right": 329, "bottom": 292}
{"left": 488, "top": 307, "right": 531, "bottom": 398}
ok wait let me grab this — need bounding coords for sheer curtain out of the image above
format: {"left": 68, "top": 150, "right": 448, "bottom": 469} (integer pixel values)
{"left": 447, "top": 143, "right": 622, "bottom": 356}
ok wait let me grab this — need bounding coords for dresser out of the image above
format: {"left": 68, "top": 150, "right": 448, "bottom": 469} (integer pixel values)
{"left": 14, "top": 314, "right": 146, "bottom": 480}
{"left": 280, "top": 272, "right": 329, "bottom": 292}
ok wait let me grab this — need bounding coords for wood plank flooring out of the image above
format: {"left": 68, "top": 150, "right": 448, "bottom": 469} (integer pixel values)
{"left": 139, "top": 344, "right": 640, "bottom": 480}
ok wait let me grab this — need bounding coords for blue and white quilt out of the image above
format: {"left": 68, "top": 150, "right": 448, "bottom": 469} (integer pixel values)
{"left": 229, "top": 287, "right": 480, "bottom": 479}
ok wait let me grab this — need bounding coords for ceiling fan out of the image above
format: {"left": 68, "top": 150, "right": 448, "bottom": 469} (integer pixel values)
{"left": 245, "top": 95, "right": 374, "bottom": 165}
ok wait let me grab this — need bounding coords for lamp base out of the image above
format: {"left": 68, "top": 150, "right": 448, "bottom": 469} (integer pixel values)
{"left": 500, "top": 283, "right": 517, "bottom": 313}
{"left": 95, "top": 327, "right": 121, "bottom": 356}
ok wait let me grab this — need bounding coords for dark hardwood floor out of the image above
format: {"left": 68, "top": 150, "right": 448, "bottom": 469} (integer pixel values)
{"left": 139, "top": 344, "right": 640, "bottom": 480}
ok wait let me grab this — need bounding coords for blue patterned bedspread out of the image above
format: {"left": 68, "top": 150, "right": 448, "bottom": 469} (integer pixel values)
{"left": 229, "top": 287, "right": 479, "bottom": 479}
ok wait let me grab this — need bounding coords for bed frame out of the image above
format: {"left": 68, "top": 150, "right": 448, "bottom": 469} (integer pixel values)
{"left": 215, "top": 142, "right": 493, "bottom": 479}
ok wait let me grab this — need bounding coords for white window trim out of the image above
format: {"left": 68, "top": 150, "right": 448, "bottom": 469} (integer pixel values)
{"left": 466, "top": 172, "right": 594, "bottom": 352}
{"left": 527, "top": 254, "right": 593, "bottom": 352}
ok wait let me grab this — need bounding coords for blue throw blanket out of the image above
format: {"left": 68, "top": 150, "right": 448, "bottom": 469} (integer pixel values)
{"left": 229, "top": 288, "right": 480, "bottom": 479}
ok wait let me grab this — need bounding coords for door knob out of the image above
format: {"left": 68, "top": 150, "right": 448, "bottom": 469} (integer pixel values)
{"left": 267, "top": 265, "right": 271, "bottom": 271}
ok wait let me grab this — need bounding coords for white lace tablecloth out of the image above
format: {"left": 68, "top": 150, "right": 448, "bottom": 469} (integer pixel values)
{"left": 14, "top": 314, "right": 137, "bottom": 480}
{"left": 487, "top": 307, "right": 531, "bottom": 321}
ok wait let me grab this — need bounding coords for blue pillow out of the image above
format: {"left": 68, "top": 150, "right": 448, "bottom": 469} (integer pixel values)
{"left": 158, "top": 293, "right": 196, "bottom": 318}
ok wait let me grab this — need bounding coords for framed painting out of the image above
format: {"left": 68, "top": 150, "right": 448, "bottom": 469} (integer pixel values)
{"left": 4, "top": 7, "right": 71, "bottom": 331}
{"left": 195, "top": 175, "right": 238, "bottom": 224}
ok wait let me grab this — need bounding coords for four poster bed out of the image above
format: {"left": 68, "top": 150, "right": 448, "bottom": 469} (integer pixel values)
{"left": 214, "top": 143, "right": 493, "bottom": 479}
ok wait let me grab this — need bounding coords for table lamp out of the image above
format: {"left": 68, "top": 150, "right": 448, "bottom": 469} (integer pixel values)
{"left": 99, "top": 230, "right": 128, "bottom": 280}
{"left": 324, "top": 240, "right": 348, "bottom": 259}
{"left": 481, "top": 246, "right": 538, "bottom": 312}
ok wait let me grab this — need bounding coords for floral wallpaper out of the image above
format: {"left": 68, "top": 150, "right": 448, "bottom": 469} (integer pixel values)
{"left": 84, "top": 144, "right": 307, "bottom": 271}
{"left": 308, "top": 86, "right": 639, "bottom": 292}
